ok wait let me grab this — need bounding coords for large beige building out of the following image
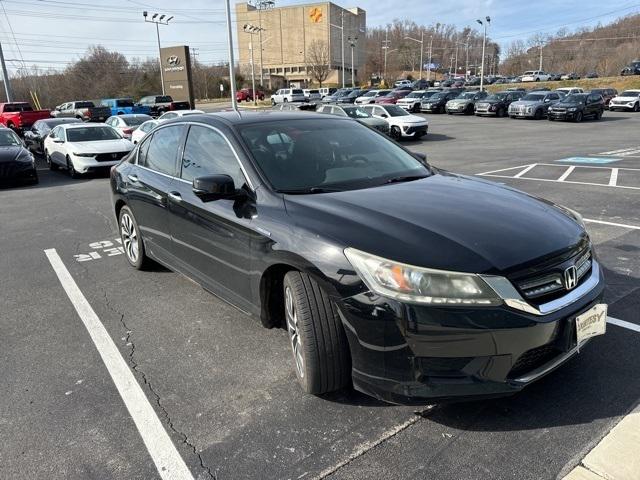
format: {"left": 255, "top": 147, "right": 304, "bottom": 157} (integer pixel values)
{"left": 235, "top": 2, "right": 366, "bottom": 87}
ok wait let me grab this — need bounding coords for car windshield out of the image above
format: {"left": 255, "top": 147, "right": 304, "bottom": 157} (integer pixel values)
{"left": 239, "top": 119, "right": 429, "bottom": 192}
{"left": 362, "top": 91, "right": 377, "bottom": 97}
{"left": 383, "top": 105, "right": 409, "bottom": 117}
{"left": 429, "top": 93, "right": 445, "bottom": 100}
{"left": 0, "top": 129, "right": 22, "bottom": 146}
{"left": 347, "top": 90, "right": 363, "bottom": 98}
{"left": 406, "top": 92, "right": 422, "bottom": 98}
{"left": 486, "top": 93, "right": 506, "bottom": 101}
{"left": 620, "top": 91, "right": 640, "bottom": 97}
{"left": 66, "top": 127, "right": 122, "bottom": 142}
{"left": 75, "top": 101, "right": 94, "bottom": 108}
{"left": 564, "top": 94, "right": 587, "bottom": 103}
{"left": 122, "top": 115, "right": 151, "bottom": 126}
{"left": 456, "top": 92, "right": 476, "bottom": 99}
{"left": 383, "top": 92, "right": 398, "bottom": 98}
{"left": 342, "top": 107, "right": 371, "bottom": 118}
{"left": 115, "top": 99, "right": 134, "bottom": 107}
{"left": 522, "top": 93, "right": 545, "bottom": 101}
{"left": 156, "top": 96, "right": 172, "bottom": 103}
{"left": 523, "top": 71, "right": 534, "bottom": 75}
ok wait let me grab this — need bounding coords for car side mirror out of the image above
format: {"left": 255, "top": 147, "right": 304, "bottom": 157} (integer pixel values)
{"left": 380, "top": 113, "right": 388, "bottom": 118}
{"left": 193, "top": 175, "right": 237, "bottom": 202}
{"left": 53, "top": 138, "right": 64, "bottom": 143}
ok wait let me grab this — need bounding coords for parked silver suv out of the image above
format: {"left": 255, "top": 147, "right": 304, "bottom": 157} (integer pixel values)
{"left": 508, "top": 91, "right": 563, "bottom": 119}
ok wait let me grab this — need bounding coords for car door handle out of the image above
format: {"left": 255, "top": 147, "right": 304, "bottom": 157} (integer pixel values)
{"left": 127, "top": 174, "right": 139, "bottom": 183}
{"left": 168, "top": 191, "right": 182, "bottom": 202}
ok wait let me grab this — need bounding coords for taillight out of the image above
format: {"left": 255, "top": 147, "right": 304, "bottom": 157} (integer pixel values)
{"left": 122, "top": 128, "right": 134, "bottom": 134}
{"left": 86, "top": 110, "right": 92, "bottom": 117}
{"left": 169, "top": 103, "right": 175, "bottom": 110}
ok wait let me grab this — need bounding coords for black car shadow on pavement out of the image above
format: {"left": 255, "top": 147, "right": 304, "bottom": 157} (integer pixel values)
{"left": 2, "top": 167, "right": 111, "bottom": 192}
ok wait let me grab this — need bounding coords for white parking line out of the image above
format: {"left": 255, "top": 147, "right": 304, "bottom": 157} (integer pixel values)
{"left": 513, "top": 164, "right": 537, "bottom": 178}
{"left": 44, "top": 248, "right": 195, "bottom": 480}
{"left": 609, "top": 168, "right": 619, "bottom": 186}
{"left": 583, "top": 218, "right": 640, "bottom": 231}
{"left": 557, "top": 166, "right": 575, "bottom": 182}
{"left": 607, "top": 316, "right": 640, "bottom": 333}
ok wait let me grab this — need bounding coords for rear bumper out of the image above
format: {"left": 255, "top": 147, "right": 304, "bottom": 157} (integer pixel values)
{"left": 338, "top": 261, "right": 605, "bottom": 405}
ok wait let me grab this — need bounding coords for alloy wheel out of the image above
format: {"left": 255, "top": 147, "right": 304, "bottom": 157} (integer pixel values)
{"left": 120, "top": 213, "right": 139, "bottom": 263}
{"left": 285, "top": 285, "right": 304, "bottom": 378}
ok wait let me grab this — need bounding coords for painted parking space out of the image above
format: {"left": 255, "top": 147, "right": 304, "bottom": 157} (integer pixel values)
{"left": 478, "top": 163, "right": 640, "bottom": 191}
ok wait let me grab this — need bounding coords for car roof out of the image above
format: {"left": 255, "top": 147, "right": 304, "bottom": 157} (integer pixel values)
{"left": 59, "top": 122, "right": 110, "bottom": 129}
{"left": 116, "top": 114, "right": 151, "bottom": 118}
{"left": 165, "top": 110, "right": 345, "bottom": 127}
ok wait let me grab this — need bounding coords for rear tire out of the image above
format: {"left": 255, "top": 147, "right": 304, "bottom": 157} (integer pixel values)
{"left": 118, "top": 206, "right": 150, "bottom": 270}
{"left": 283, "top": 271, "right": 350, "bottom": 395}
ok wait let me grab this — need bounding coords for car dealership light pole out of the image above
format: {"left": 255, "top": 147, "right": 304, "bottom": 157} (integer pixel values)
{"left": 404, "top": 30, "right": 424, "bottom": 80}
{"left": 347, "top": 36, "right": 358, "bottom": 86}
{"left": 244, "top": 23, "right": 264, "bottom": 106}
{"left": 330, "top": 11, "right": 346, "bottom": 88}
{"left": 143, "top": 11, "right": 173, "bottom": 95}
{"left": 476, "top": 16, "right": 490, "bottom": 91}
{"left": 251, "top": 0, "right": 275, "bottom": 87}
{"left": 225, "top": 0, "right": 238, "bottom": 111}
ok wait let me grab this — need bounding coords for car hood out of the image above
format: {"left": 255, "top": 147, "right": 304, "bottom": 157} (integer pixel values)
{"left": 283, "top": 173, "right": 585, "bottom": 274}
{"left": 0, "top": 146, "right": 29, "bottom": 163}
{"left": 69, "top": 139, "right": 134, "bottom": 153}
{"left": 612, "top": 96, "right": 639, "bottom": 101}
{"left": 510, "top": 100, "right": 543, "bottom": 107}
{"left": 392, "top": 114, "right": 427, "bottom": 125}
{"left": 553, "top": 101, "right": 583, "bottom": 108}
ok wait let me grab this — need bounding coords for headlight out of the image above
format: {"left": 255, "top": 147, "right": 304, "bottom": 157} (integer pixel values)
{"left": 73, "top": 152, "right": 96, "bottom": 157}
{"left": 526, "top": 106, "right": 533, "bottom": 113}
{"left": 17, "top": 153, "right": 34, "bottom": 163}
{"left": 344, "top": 248, "right": 502, "bottom": 306}
{"left": 489, "top": 105, "right": 496, "bottom": 111}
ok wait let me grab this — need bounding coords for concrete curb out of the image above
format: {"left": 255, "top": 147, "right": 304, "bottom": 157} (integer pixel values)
{"left": 563, "top": 402, "right": 640, "bottom": 480}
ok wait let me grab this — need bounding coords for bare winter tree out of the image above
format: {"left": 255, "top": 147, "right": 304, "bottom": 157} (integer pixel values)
{"left": 305, "top": 40, "right": 330, "bottom": 87}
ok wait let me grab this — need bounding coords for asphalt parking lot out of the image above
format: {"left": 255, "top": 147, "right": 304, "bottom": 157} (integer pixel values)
{"left": 2, "top": 109, "right": 639, "bottom": 480}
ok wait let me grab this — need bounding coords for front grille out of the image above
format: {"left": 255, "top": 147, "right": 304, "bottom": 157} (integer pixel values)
{"left": 551, "top": 107, "right": 566, "bottom": 113}
{"left": 514, "top": 247, "right": 592, "bottom": 302}
{"left": 508, "top": 345, "right": 560, "bottom": 379}
{"left": 95, "top": 151, "right": 129, "bottom": 162}
{"left": 405, "top": 125, "right": 427, "bottom": 134}
{"left": 0, "top": 163, "right": 16, "bottom": 178}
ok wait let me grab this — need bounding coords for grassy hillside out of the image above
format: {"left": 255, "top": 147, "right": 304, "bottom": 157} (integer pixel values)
{"left": 487, "top": 75, "right": 640, "bottom": 93}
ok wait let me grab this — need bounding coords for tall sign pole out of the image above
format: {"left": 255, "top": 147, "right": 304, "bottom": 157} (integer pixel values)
{"left": 143, "top": 11, "right": 173, "bottom": 95}
{"left": 225, "top": 0, "right": 238, "bottom": 110}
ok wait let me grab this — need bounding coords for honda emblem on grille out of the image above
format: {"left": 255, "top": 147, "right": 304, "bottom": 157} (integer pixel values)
{"left": 111, "top": 153, "right": 118, "bottom": 159}
{"left": 564, "top": 265, "right": 578, "bottom": 290}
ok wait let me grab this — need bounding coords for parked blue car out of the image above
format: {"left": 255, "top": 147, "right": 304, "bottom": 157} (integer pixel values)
{"left": 100, "top": 98, "right": 150, "bottom": 116}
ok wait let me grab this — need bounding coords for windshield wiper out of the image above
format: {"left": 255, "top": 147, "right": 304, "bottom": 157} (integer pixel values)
{"left": 278, "top": 186, "right": 343, "bottom": 194}
{"left": 384, "top": 174, "right": 429, "bottom": 185}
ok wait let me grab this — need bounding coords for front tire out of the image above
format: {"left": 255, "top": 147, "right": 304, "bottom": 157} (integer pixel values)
{"left": 67, "top": 156, "right": 80, "bottom": 178}
{"left": 46, "top": 151, "right": 58, "bottom": 170}
{"left": 574, "top": 111, "right": 583, "bottom": 123}
{"left": 634, "top": 103, "right": 639, "bottom": 113}
{"left": 390, "top": 126, "right": 402, "bottom": 140}
{"left": 534, "top": 109, "right": 543, "bottom": 120}
{"left": 119, "top": 206, "right": 150, "bottom": 270}
{"left": 283, "top": 271, "right": 350, "bottom": 395}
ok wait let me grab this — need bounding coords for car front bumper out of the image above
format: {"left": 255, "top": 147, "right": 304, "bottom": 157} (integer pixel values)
{"left": 0, "top": 161, "right": 37, "bottom": 183}
{"left": 548, "top": 110, "right": 578, "bottom": 120}
{"left": 338, "top": 261, "right": 605, "bottom": 405}
{"left": 509, "top": 109, "right": 536, "bottom": 118}
{"left": 71, "top": 156, "right": 123, "bottom": 173}
{"left": 421, "top": 104, "right": 444, "bottom": 112}
{"left": 401, "top": 124, "right": 428, "bottom": 137}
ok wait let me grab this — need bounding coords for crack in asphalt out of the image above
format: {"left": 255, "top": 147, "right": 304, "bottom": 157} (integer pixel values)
{"left": 102, "top": 291, "right": 217, "bottom": 480}
{"left": 317, "top": 405, "right": 437, "bottom": 479}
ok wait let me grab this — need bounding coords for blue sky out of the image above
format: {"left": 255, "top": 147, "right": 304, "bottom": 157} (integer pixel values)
{"left": 1, "top": 0, "right": 639, "bottom": 73}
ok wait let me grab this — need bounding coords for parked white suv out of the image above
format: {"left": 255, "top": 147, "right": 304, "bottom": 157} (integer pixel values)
{"left": 394, "top": 79, "right": 413, "bottom": 88}
{"left": 270, "top": 88, "right": 305, "bottom": 105}
{"left": 521, "top": 70, "right": 551, "bottom": 82}
{"left": 354, "top": 89, "right": 391, "bottom": 105}
{"left": 303, "top": 89, "right": 321, "bottom": 101}
{"left": 396, "top": 90, "right": 426, "bottom": 112}
{"left": 361, "top": 104, "right": 428, "bottom": 140}
{"left": 609, "top": 90, "right": 640, "bottom": 112}
{"left": 556, "top": 87, "right": 584, "bottom": 95}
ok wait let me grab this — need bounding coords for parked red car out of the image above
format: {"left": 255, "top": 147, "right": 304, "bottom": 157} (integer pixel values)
{"left": 374, "top": 90, "right": 411, "bottom": 105}
{"left": 236, "top": 88, "right": 265, "bottom": 102}
{"left": 588, "top": 88, "right": 618, "bottom": 109}
{"left": 0, "top": 102, "right": 50, "bottom": 134}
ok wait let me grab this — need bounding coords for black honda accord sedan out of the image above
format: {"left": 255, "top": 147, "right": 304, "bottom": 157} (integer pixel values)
{"left": 0, "top": 127, "right": 38, "bottom": 185}
{"left": 110, "top": 111, "right": 606, "bottom": 404}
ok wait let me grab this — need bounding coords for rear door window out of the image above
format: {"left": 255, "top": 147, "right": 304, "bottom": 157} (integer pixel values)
{"left": 143, "top": 125, "right": 184, "bottom": 176}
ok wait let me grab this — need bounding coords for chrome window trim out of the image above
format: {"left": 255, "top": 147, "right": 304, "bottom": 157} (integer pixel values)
{"left": 481, "top": 259, "right": 601, "bottom": 316}
{"left": 132, "top": 121, "right": 255, "bottom": 191}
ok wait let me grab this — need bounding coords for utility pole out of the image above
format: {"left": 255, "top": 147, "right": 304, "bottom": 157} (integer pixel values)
{"left": 465, "top": 34, "right": 470, "bottom": 80}
{"left": 477, "top": 16, "right": 490, "bottom": 91}
{"left": 539, "top": 42, "right": 543, "bottom": 71}
{"left": 143, "top": 11, "right": 173, "bottom": 95}
{"left": 427, "top": 35, "right": 433, "bottom": 82}
{"left": 348, "top": 36, "right": 358, "bottom": 86}
{"left": 382, "top": 29, "right": 390, "bottom": 86}
{"left": 225, "top": 0, "right": 238, "bottom": 111}
{"left": 330, "top": 10, "right": 346, "bottom": 88}
{"left": 454, "top": 43, "right": 459, "bottom": 76}
{"left": 0, "top": 42, "right": 12, "bottom": 102}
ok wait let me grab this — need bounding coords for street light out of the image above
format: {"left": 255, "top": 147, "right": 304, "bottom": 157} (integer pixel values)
{"left": 348, "top": 36, "right": 358, "bottom": 86}
{"left": 476, "top": 16, "right": 490, "bottom": 91}
{"left": 244, "top": 23, "right": 264, "bottom": 106}
{"left": 404, "top": 30, "right": 424, "bottom": 80}
{"left": 224, "top": 0, "right": 238, "bottom": 111}
{"left": 329, "top": 11, "right": 346, "bottom": 88}
{"left": 143, "top": 11, "right": 173, "bottom": 95}
{"left": 249, "top": 0, "right": 275, "bottom": 87}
